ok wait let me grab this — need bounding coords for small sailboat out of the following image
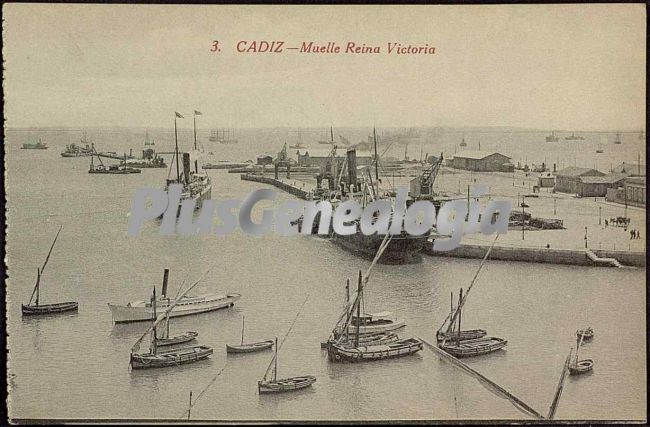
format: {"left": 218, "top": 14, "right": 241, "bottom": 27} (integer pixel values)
{"left": 226, "top": 316, "right": 274, "bottom": 353}
{"left": 437, "top": 237, "right": 507, "bottom": 358}
{"left": 22, "top": 226, "right": 78, "bottom": 316}
{"left": 459, "top": 136, "right": 467, "bottom": 147}
{"left": 436, "top": 290, "right": 487, "bottom": 342}
{"left": 258, "top": 298, "right": 315, "bottom": 393}
{"left": 568, "top": 332, "right": 594, "bottom": 375}
{"left": 130, "top": 286, "right": 213, "bottom": 370}
{"left": 156, "top": 310, "right": 199, "bottom": 347}
{"left": 596, "top": 143, "right": 604, "bottom": 154}
{"left": 327, "top": 271, "right": 423, "bottom": 363}
{"left": 613, "top": 132, "right": 622, "bottom": 144}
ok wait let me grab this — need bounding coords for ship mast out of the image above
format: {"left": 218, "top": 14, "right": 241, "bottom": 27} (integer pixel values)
{"left": 174, "top": 112, "right": 182, "bottom": 183}
{"left": 193, "top": 111, "right": 200, "bottom": 173}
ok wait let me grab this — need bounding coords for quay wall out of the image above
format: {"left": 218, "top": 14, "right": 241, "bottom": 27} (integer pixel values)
{"left": 241, "top": 173, "right": 310, "bottom": 200}
{"left": 424, "top": 244, "right": 645, "bottom": 267}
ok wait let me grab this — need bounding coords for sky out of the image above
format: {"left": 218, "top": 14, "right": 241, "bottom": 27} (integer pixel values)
{"left": 2, "top": 4, "right": 646, "bottom": 130}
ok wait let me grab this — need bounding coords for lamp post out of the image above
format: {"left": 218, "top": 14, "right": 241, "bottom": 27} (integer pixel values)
{"left": 584, "top": 226, "right": 588, "bottom": 249}
{"left": 599, "top": 206, "right": 602, "bottom": 225}
{"left": 553, "top": 197, "right": 557, "bottom": 216}
{"left": 522, "top": 195, "right": 525, "bottom": 241}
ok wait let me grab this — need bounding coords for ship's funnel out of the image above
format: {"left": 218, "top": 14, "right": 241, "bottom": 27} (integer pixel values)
{"left": 162, "top": 269, "right": 169, "bottom": 298}
{"left": 346, "top": 149, "right": 357, "bottom": 187}
{"left": 182, "top": 152, "right": 191, "bottom": 183}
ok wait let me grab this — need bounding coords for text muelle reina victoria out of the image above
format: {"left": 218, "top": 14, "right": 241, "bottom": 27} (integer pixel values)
{"left": 233, "top": 40, "right": 436, "bottom": 55}
{"left": 127, "top": 185, "right": 511, "bottom": 252}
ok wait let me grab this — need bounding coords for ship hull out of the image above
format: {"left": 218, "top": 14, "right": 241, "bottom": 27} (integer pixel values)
{"left": 130, "top": 345, "right": 213, "bottom": 369}
{"left": 108, "top": 293, "right": 240, "bottom": 323}
{"left": 330, "top": 232, "right": 427, "bottom": 265}
{"left": 327, "top": 338, "right": 423, "bottom": 363}
{"left": 22, "top": 302, "right": 78, "bottom": 316}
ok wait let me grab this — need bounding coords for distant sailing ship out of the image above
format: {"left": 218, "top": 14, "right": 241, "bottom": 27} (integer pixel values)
{"left": 22, "top": 226, "right": 78, "bottom": 316}
{"left": 22, "top": 136, "right": 48, "bottom": 149}
{"left": 613, "top": 132, "right": 622, "bottom": 144}
{"left": 459, "top": 136, "right": 467, "bottom": 147}
{"left": 289, "top": 129, "right": 306, "bottom": 149}
{"left": 317, "top": 128, "right": 335, "bottom": 145}
{"left": 209, "top": 128, "right": 238, "bottom": 144}
{"left": 143, "top": 130, "right": 155, "bottom": 146}
{"left": 545, "top": 131, "right": 559, "bottom": 142}
{"left": 565, "top": 133, "right": 585, "bottom": 141}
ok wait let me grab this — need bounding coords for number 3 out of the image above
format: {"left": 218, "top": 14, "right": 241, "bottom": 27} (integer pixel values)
{"left": 211, "top": 40, "right": 220, "bottom": 52}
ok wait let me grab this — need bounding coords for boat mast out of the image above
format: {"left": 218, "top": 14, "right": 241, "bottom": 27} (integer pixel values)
{"left": 193, "top": 111, "right": 199, "bottom": 174}
{"left": 151, "top": 287, "right": 158, "bottom": 355}
{"left": 241, "top": 316, "right": 245, "bottom": 345}
{"left": 355, "top": 270, "right": 362, "bottom": 348}
{"left": 330, "top": 126, "right": 334, "bottom": 145}
{"left": 174, "top": 113, "right": 181, "bottom": 183}
{"left": 274, "top": 337, "right": 278, "bottom": 382}
{"left": 29, "top": 226, "right": 63, "bottom": 306}
{"left": 457, "top": 288, "right": 463, "bottom": 345}
{"left": 35, "top": 269, "right": 40, "bottom": 306}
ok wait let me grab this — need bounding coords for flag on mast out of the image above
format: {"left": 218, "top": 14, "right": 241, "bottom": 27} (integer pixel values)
{"left": 194, "top": 110, "right": 202, "bottom": 115}
{"left": 175, "top": 112, "right": 184, "bottom": 118}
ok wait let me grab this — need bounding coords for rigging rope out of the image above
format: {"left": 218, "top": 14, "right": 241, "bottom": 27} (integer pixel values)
{"left": 263, "top": 294, "right": 310, "bottom": 381}
{"left": 178, "top": 362, "right": 229, "bottom": 419}
{"left": 419, "top": 336, "right": 545, "bottom": 420}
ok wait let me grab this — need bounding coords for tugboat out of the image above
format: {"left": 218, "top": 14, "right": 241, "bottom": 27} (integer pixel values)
{"left": 163, "top": 111, "right": 212, "bottom": 217}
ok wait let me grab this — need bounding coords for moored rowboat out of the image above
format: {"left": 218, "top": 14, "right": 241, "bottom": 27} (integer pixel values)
{"left": 130, "top": 345, "right": 213, "bottom": 369}
{"left": 226, "top": 340, "right": 274, "bottom": 354}
{"left": 569, "top": 359, "right": 594, "bottom": 375}
{"left": 21, "top": 301, "right": 78, "bottom": 316}
{"left": 347, "top": 311, "right": 406, "bottom": 334}
{"left": 258, "top": 376, "right": 316, "bottom": 393}
{"left": 156, "top": 331, "right": 198, "bottom": 347}
{"left": 436, "top": 329, "right": 487, "bottom": 342}
{"left": 439, "top": 336, "right": 508, "bottom": 358}
{"left": 327, "top": 337, "right": 423, "bottom": 363}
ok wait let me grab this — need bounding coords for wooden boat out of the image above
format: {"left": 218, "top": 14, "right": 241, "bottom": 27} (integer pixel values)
{"left": 348, "top": 311, "right": 406, "bottom": 334}
{"left": 258, "top": 299, "right": 315, "bottom": 394}
{"left": 436, "top": 328, "right": 487, "bottom": 342}
{"left": 258, "top": 375, "right": 317, "bottom": 393}
{"left": 321, "top": 332, "right": 399, "bottom": 349}
{"left": 22, "top": 226, "right": 78, "bottom": 316}
{"left": 569, "top": 359, "right": 594, "bottom": 375}
{"left": 328, "top": 337, "right": 423, "bottom": 362}
{"left": 157, "top": 331, "right": 198, "bottom": 347}
{"left": 226, "top": 316, "right": 273, "bottom": 353}
{"left": 439, "top": 336, "right": 508, "bottom": 358}
{"left": 130, "top": 284, "right": 213, "bottom": 370}
{"left": 568, "top": 330, "right": 593, "bottom": 375}
{"left": 327, "top": 269, "right": 422, "bottom": 363}
{"left": 156, "top": 311, "right": 198, "bottom": 347}
{"left": 108, "top": 269, "right": 240, "bottom": 323}
{"left": 436, "top": 237, "right": 507, "bottom": 358}
{"left": 576, "top": 327, "right": 594, "bottom": 341}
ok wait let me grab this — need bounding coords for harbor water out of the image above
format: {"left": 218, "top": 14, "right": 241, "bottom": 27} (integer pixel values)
{"left": 6, "top": 128, "right": 646, "bottom": 421}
